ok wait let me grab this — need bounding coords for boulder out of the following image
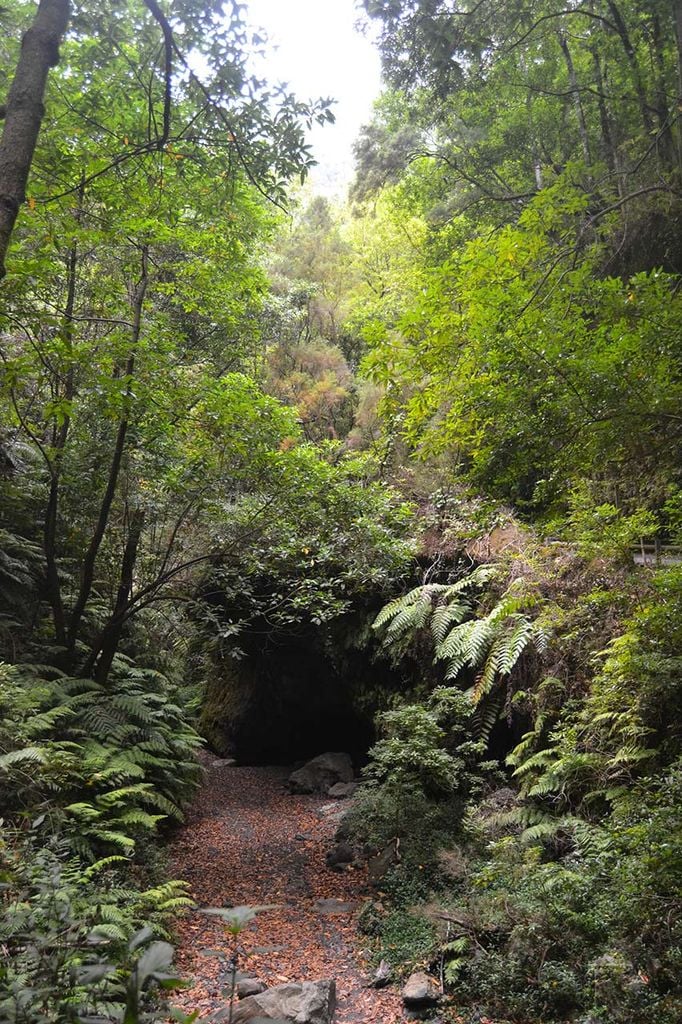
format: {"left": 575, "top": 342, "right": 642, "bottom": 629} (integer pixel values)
{"left": 401, "top": 971, "right": 440, "bottom": 1009}
{"left": 232, "top": 979, "right": 336, "bottom": 1023}
{"left": 288, "top": 753, "right": 354, "bottom": 794}
{"left": 325, "top": 841, "right": 356, "bottom": 871}
{"left": 237, "top": 978, "right": 267, "bottom": 999}
{"left": 327, "top": 782, "right": 357, "bottom": 799}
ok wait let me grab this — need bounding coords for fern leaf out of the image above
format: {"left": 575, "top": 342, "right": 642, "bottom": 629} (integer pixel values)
{"left": 0, "top": 746, "right": 47, "bottom": 769}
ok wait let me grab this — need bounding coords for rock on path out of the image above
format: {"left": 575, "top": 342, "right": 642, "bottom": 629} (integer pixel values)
{"left": 170, "top": 759, "right": 405, "bottom": 1023}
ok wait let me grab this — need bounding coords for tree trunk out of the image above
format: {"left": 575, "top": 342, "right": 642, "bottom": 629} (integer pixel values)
{"left": 673, "top": 0, "right": 682, "bottom": 170}
{"left": 606, "top": 0, "right": 653, "bottom": 137}
{"left": 68, "top": 247, "right": 149, "bottom": 655}
{"left": 674, "top": 0, "right": 682, "bottom": 101}
{"left": 0, "top": 0, "right": 70, "bottom": 280}
{"left": 90, "top": 506, "right": 145, "bottom": 684}
{"left": 557, "top": 31, "right": 591, "bottom": 166}
{"left": 649, "top": 13, "right": 674, "bottom": 167}
{"left": 590, "top": 45, "right": 618, "bottom": 175}
{"left": 43, "top": 238, "right": 78, "bottom": 645}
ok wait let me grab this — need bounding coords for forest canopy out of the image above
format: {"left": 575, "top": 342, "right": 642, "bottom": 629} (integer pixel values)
{"left": 1, "top": 2, "right": 681, "bottom": 1023}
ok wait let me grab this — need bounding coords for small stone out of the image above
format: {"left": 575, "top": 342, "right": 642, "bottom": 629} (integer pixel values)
{"left": 212, "top": 757, "right": 236, "bottom": 767}
{"left": 327, "top": 782, "right": 357, "bottom": 798}
{"left": 368, "top": 839, "right": 401, "bottom": 885}
{"left": 315, "top": 898, "right": 356, "bottom": 915}
{"left": 402, "top": 971, "right": 440, "bottom": 1008}
{"left": 370, "top": 959, "right": 391, "bottom": 988}
{"left": 236, "top": 978, "right": 267, "bottom": 999}
{"left": 325, "top": 841, "right": 356, "bottom": 870}
{"left": 316, "top": 802, "right": 347, "bottom": 827}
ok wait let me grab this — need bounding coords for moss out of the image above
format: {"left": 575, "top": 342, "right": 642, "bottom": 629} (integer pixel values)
{"left": 199, "top": 657, "right": 258, "bottom": 757}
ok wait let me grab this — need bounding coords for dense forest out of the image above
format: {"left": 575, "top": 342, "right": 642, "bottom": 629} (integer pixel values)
{"left": 0, "top": 1, "right": 681, "bottom": 1022}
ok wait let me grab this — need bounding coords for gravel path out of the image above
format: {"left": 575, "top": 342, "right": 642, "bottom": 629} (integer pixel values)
{"left": 170, "top": 758, "right": 405, "bottom": 1023}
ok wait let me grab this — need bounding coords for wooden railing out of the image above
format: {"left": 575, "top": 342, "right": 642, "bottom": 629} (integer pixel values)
{"left": 632, "top": 541, "right": 682, "bottom": 566}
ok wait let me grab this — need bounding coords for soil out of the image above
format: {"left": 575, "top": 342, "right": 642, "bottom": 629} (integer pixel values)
{"left": 170, "top": 757, "right": 406, "bottom": 1022}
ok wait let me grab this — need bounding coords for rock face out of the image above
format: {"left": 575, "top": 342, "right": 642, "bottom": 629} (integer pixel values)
{"left": 288, "top": 753, "right": 354, "bottom": 794}
{"left": 199, "top": 633, "right": 375, "bottom": 764}
{"left": 231, "top": 979, "right": 336, "bottom": 1023}
{"left": 401, "top": 971, "right": 440, "bottom": 1009}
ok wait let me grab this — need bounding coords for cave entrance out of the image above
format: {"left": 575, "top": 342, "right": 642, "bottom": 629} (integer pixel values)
{"left": 201, "top": 627, "right": 376, "bottom": 765}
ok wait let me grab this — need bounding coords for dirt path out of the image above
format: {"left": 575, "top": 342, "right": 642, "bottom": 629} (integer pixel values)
{"left": 170, "top": 759, "right": 405, "bottom": 1023}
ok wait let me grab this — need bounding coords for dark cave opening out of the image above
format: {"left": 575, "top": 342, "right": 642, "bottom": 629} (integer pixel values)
{"left": 201, "top": 625, "right": 381, "bottom": 766}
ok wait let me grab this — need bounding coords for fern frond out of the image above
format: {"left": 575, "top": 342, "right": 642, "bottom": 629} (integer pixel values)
{"left": 430, "top": 599, "right": 470, "bottom": 644}
{"left": 88, "top": 922, "right": 129, "bottom": 942}
{"left": 0, "top": 745, "right": 48, "bottom": 768}
{"left": 80, "top": 856, "right": 130, "bottom": 880}
{"left": 471, "top": 692, "right": 503, "bottom": 741}
{"left": 113, "top": 808, "right": 165, "bottom": 830}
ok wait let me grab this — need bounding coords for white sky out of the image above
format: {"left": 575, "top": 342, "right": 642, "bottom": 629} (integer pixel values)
{"left": 245, "top": 0, "right": 383, "bottom": 194}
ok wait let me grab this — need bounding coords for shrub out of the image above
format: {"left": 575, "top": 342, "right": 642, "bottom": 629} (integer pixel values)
{"left": 344, "top": 688, "right": 490, "bottom": 869}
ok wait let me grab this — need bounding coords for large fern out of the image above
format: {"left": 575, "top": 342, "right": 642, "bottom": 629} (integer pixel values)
{"left": 0, "top": 659, "right": 202, "bottom": 859}
{"left": 373, "top": 567, "right": 546, "bottom": 736}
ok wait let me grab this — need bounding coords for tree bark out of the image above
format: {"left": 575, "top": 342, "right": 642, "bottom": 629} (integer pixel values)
{"left": 605, "top": 0, "right": 653, "bottom": 137}
{"left": 649, "top": 13, "right": 674, "bottom": 167}
{"left": 43, "top": 239, "right": 77, "bottom": 645}
{"left": 0, "top": 0, "right": 70, "bottom": 280}
{"left": 673, "top": 0, "right": 682, "bottom": 171}
{"left": 674, "top": 0, "right": 682, "bottom": 101}
{"left": 590, "top": 44, "right": 618, "bottom": 175}
{"left": 90, "top": 506, "right": 145, "bottom": 684}
{"left": 68, "top": 247, "right": 149, "bottom": 655}
{"left": 557, "top": 30, "right": 591, "bottom": 166}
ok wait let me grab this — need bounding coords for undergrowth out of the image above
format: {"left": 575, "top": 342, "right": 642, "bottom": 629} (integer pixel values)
{"left": 0, "top": 651, "right": 202, "bottom": 1020}
{"left": 345, "top": 550, "right": 682, "bottom": 1023}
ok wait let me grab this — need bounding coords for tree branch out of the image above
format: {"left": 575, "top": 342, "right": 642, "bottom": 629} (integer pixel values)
{"left": 142, "top": 0, "right": 173, "bottom": 149}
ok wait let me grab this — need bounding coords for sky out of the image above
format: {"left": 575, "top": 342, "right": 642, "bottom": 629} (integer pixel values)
{"left": 245, "top": 0, "right": 383, "bottom": 195}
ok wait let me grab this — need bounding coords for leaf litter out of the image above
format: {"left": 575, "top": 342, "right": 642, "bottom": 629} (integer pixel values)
{"left": 170, "top": 758, "right": 405, "bottom": 1022}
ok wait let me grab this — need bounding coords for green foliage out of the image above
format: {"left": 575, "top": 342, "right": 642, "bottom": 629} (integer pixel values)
{"left": 566, "top": 483, "right": 659, "bottom": 562}
{"left": 0, "top": 660, "right": 201, "bottom": 860}
{"left": 203, "top": 445, "right": 414, "bottom": 648}
{"left": 345, "top": 687, "right": 488, "bottom": 868}
{"left": 0, "top": 652, "right": 199, "bottom": 1018}
{"left": 373, "top": 565, "right": 545, "bottom": 736}
{"left": 0, "top": 840, "right": 194, "bottom": 1023}
{"left": 510, "top": 565, "right": 682, "bottom": 818}
{"left": 361, "top": 0, "right": 681, "bottom": 256}
{"left": 2, "top": 5, "right": 681, "bottom": 1024}
{"left": 362, "top": 178, "right": 682, "bottom": 509}
{"left": 447, "top": 764, "right": 682, "bottom": 1023}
